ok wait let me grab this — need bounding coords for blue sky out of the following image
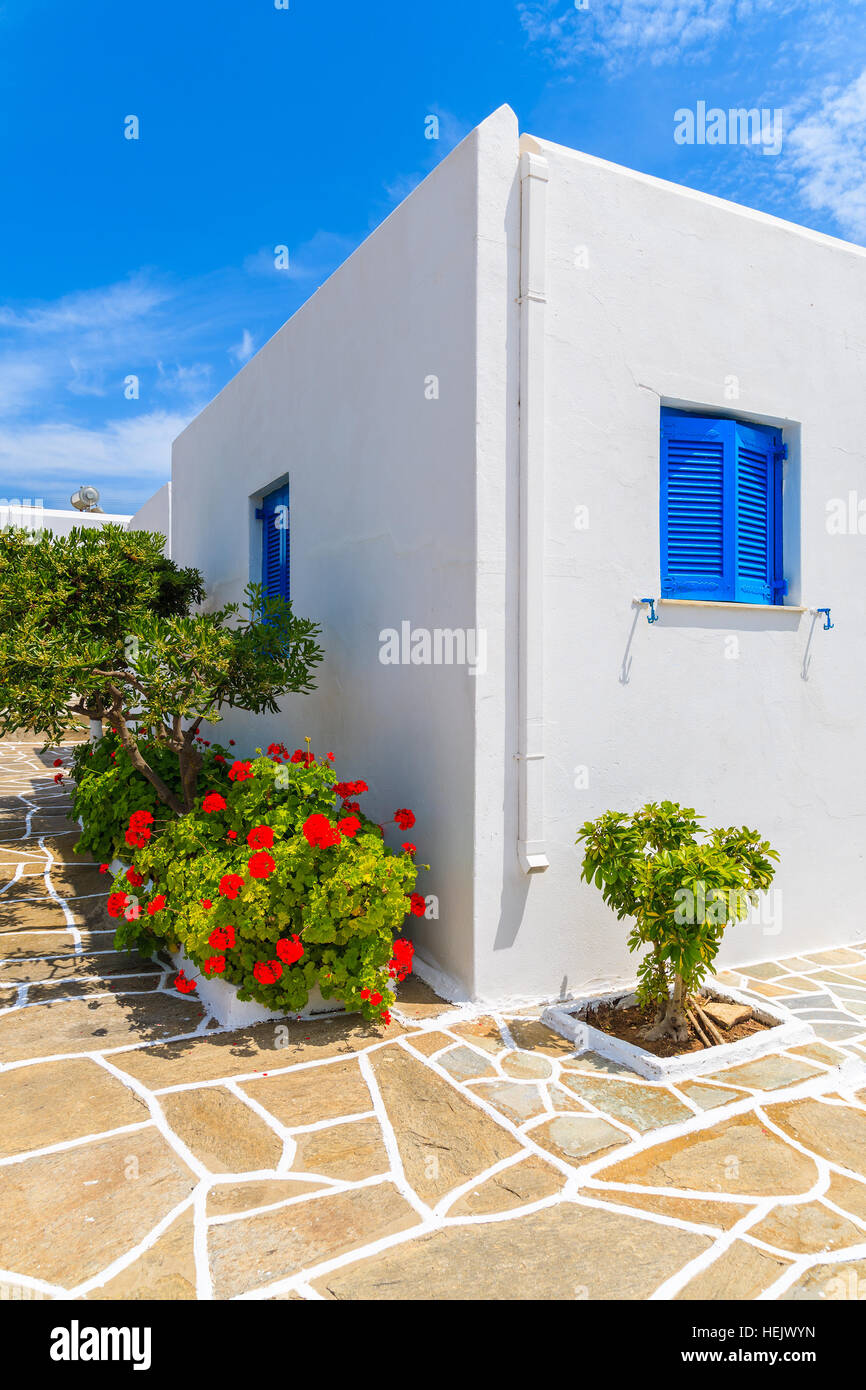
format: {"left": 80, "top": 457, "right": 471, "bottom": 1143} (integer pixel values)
{"left": 1, "top": 0, "right": 864, "bottom": 513}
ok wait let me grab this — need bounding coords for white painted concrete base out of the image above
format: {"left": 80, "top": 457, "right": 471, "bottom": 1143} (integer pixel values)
{"left": 169, "top": 946, "right": 349, "bottom": 1028}
{"left": 542, "top": 982, "right": 815, "bottom": 1081}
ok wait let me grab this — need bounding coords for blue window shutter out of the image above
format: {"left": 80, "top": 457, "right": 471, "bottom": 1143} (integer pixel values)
{"left": 733, "top": 421, "right": 785, "bottom": 604}
{"left": 259, "top": 484, "right": 290, "bottom": 603}
{"left": 660, "top": 412, "right": 736, "bottom": 600}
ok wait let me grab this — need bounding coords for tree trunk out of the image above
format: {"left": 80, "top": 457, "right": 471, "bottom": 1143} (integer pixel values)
{"left": 178, "top": 742, "right": 203, "bottom": 813}
{"left": 643, "top": 971, "right": 691, "bottom": 1043}
{"left": 109, "top": 696, "right": 185, "bottom": 816}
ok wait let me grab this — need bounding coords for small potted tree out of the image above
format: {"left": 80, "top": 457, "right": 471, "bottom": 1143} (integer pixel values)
{"left": 577, "top": 801, "right": 779, "bottom": 1047}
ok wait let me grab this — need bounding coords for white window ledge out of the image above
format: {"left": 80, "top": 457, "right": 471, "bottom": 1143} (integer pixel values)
{"left": 657, "top": 598, "right": 807, "bottom": 614}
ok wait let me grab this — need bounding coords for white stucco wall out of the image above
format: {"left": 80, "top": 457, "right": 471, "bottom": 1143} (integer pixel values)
{"left": 0, "top": 505, "right": 132, "bottom": 537}
{"left": 472, "top": 134, "right": 866, "bottom": 1001}
{"left": 127, "top": 482, "right": 171, "bottom": 551}
{"left": 168, "top": 106, "right": 866, "bottom": 1006}
{"left": 169, "top": 113, "right": 518, "bottom": 994}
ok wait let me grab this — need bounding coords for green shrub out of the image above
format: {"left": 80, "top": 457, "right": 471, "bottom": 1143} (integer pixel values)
{"left": 70, "top": 730, "right": 230, "bottom": 863}
{"left": 577, "top": 801, "right": 778, "bottom": 1041}
{"left": 107, "top": 743, "right": 424, "bottom": 1024}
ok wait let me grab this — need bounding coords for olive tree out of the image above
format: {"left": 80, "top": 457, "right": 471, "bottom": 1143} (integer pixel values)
{"left": 0, "top": 524, "right": 323, "bottom": 814}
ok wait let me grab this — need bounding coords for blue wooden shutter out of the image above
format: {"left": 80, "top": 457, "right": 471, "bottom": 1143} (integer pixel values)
{"left": 258, "top": 484, "right": 290, "bottom": 603}
{"left": 734, "top": 421, "right": 785, "bottom": 604}
{"left": 660, "top": 412, "right": 735, "bottom": 600}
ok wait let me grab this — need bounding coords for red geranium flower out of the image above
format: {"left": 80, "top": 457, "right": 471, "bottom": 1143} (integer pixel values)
{"left": 253, "top": 960, "right": 283, "bottom": 984}
{"left": 247, "top": 824, "right": 274, "bottom": 850}
{"left": 53, "top": 773, "right": 63, "bottom": 783}
{"left": 218, "top": 874, "right": 245, "bottom": 899}
{"left": 227, "top": 830, "right": 237, "bottom": 840}
{"left": 248, "top": 851, "right": 276, "bottom": 879}
{"left": 146, "top": 895, "right": 166, "bottom": 915}
{"left": 388, "top": 938, "right": 414, "bottom": 981}
{"left": 208, "top": 925, "right": 236, "bottom": 949}
{"left": 175, "top": 970, "right": 197, "bottom": 995}
{"left": 302, "top": 813, "right": 341, "bottom": 849}
{"left": 202, "top": 792, "right": 227, "bottom": 813}
{"left": 337, "top": 815, "right": 361, "bottom": 839}
{"left": 394, "top": 808, "right": 415, "bottom": 831}
{"left": 275, "top": 935, "right": 304, "bottom": 965}
{"left": 200, "top": 898, "right": 213, "bottom": 910}
{"left": 52, "top": 758, "right": 62, "bottom": 767}
{"left": 401, "top": 842, "right": 416, "bottom": 855}
{"left": 99, "top": 863, "right": 109, "bottom": 874}
{"left": 125, "top": 866, "right": 144, "bottom": 887}
{"left": 106, "top": 892, "right": 130, "bottom": 919}
{"left": 228, "top": 760, "right": 253, "bottom": 782}
{"left": 333, "top": 780, "right": 368, "bottom": 799}
{"left": 290, "top": 748, "right": 314, "bottom": 765}
{"left": 408, "top": 892, "right": 426, "bottom": 917}
{"left": 129, "top": 810, "right": 154, "bottom": 829}
{"left": 381, "top": 1010, "right": 392, "bottom": 1025}
{"left": 214, "top": 754, "right": 226, "bottom": 765}
{"left": 327, "top": 752, "right": 335, "bottom": 760}
{"left": 370, "top": 992, "right": 382, "bottom": 1006}
{"left": 229, "top": 739, "right": 235, "bottom": 745}
{"left": 360, "top": 988, "right": 371, "bottom": 1000}
{"left": 341, "top": 800, "right": 360, "bottom": 814}
{"left": 204, "top": 955, "right": 226, "bottom": 976}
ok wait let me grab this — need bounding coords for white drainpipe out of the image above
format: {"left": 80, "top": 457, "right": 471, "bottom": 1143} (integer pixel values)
{"left": 517, "top": 149, "right": 550, "bottom": 874}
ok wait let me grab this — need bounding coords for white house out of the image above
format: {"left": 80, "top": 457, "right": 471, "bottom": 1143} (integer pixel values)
{"left": 2, "top": 502, "right": 132, "bottom": 537}
{"left": 137, "top": 105, "right": 866, "bottom": 1006}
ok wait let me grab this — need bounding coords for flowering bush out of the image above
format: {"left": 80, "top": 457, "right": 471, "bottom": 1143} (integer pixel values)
{"left": 110, "top": 742, "right": 423, "bottom": 1025}
{"left": 70, "top": 730, "right": 231, "bottom": 863}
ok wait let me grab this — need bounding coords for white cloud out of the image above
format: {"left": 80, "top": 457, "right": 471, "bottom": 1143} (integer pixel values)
{"left": 0, "top": 411, "right": 193, "bottom": 512}
{"left": 787, "top": 68, "right": 866, "bottom": 240}
{"left": 229, "top": 328, "right": 256, "bottom": 364}
{"left": 518, "top": 0, "right": 801, "bottom": 70}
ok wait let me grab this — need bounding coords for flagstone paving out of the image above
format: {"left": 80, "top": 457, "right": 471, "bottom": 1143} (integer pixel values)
{"left": 3, "top": 735, "right": 866, "bottom": 1301}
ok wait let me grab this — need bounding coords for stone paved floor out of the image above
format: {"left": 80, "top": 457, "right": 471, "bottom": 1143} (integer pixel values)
{"left": 2, "top": 735, "right": 866, "bottom": 1300}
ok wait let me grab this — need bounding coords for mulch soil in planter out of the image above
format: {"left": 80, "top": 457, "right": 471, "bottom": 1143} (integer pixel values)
{"left": 578, "top": 998, "right": 776, "bottom": 1059}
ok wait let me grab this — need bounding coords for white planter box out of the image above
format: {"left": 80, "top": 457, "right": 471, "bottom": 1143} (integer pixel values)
{"left": 542, "top": 982, "right": 815, "bottom": 1082}
{"left": 170, "top": 946, "right": 350, "bottom": 1028}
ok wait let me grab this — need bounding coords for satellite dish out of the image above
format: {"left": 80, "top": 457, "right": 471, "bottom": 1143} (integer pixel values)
{"left": 70, "top": 485, "right": 103, "bottom": 513}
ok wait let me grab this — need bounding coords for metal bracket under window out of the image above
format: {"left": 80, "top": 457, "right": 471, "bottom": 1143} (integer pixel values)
{"left": 639, "top": 597, "right": 658, "bottom": 624}
{"left": 815, "top": 607, "right": 834, "bottom": 630}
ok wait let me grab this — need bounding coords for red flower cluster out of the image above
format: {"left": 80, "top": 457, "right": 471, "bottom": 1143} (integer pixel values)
{"left": 125, "top": 809, "right": 154, "bottom": 848}
{"left": 253, "top": 959, "right": 282, "bottom": 985}
{"left": 333, "top": 780, "right": 368, "bottom": 800}
{"left": 214, "top": 754, "right": 226, "bottom": 765}
{"left": 202, "top": 792, "right": 227, "bottom": 813}
{"left": 275, "top": 934, "right": 304, "bottom": 965}
{"left": 290, "top": 748, "right": 315, "bottom": 766}
{"left": 394, "top": 808, "right": 415, "bottom": 831}
{"left": 52, "top": 758, "right": 62, "bottom": 767}
{"left": 227, "top": 830, "right": 237, "bottom": 840}
{"left": 99, "top": 863, "right": 109, "bottom": 874}
{"left": 388, "top": 938, "right": 414, "bottom": 982}
{"left": 360, "top": 988, "right": 383, "bottom": 1005}
{"left": 401, "top": 842, "right": 416, "bottom": 855}
{"left": 228, "top": 760, "right": 253, "bottom": 782}
{"left": 302, "top": 813, "right": 341, "bottom": 849}
{"left": 204, "top": 955, "right": 226, "bottom": 976}
{"left": 125, "top": 866, "right": 144, "bottom": 888}
{"left": 337, "top": 815, "right": 361, "bottom": 839}
{"left": 267, "top": 742, "right": 289, "bottom": 758}
{"left": 107, "top": 891, "right": 130, "bottom": 919}
{"left": 200, "top": 898, "right": 213, "bottom": 910}
{"left": 247, "top": 824, "right": 274, "bottom": 850}
{"left": 175, "top": 969, "right": 197, "bottom": 995}
{"left": 208, "top": 925, "right": 236, "bottom": 950}
{"left": 408, "top": 893, "right": 426, "bottom": 917}
{"left": 53, "top": 773, "right": 63, "bottom": 784}
{"left": 146, "top": 895, "right": 166, "bottom": 916}
{"left": 248, "top": 850, "right": 276, "bottom": 879}
{"left": 218, "top": 873, "right": 245, "bottom": 899}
